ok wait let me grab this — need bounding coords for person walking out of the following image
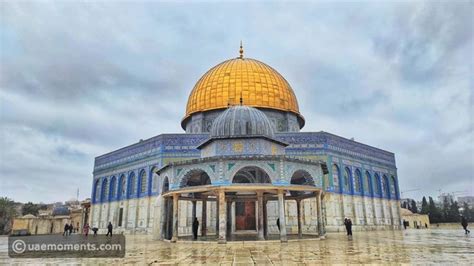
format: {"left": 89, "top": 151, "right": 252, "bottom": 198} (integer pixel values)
{"left": 106, "top": 222, "right": 113, "bottom": 237}
{"left": 192, "top": 217, "right": 199, "bottom": 240}
{"left": 83, "top": 223, "right": 90, "bottom": 236}
{"left": 461, "top": 216, "right": 470, "bottom": 234}
{"left": 343, "top": 218, "right": 348, "bottom": 235}
{"left": 92, "top": 226, "right": 98, "bottom": 236}
{"left": 68, "top": 224, "right": 73, "bottom": 235}
{"left": 344, "top": 218, "right": 353, "bottom": 236}
{"left": 63, "top": 223, "right": 69, "bottom": 236}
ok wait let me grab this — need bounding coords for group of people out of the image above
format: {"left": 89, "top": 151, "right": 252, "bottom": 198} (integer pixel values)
{"left": 62, "top": 223, "right": 74, "bottom": 236}
{"left": 65, "top": 222, "right": 113, "bottom": 237}
{"left": 82, "top": 223, "right": 98, "bottom": 236}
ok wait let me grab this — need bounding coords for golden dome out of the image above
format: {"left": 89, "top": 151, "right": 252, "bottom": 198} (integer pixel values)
{"left": 183, "top": 54, "right": 304, "bottom": 127}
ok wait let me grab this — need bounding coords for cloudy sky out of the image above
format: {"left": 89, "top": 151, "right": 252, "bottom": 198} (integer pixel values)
{"left": 1, "top": 1, "right": 472, "bottom": 203}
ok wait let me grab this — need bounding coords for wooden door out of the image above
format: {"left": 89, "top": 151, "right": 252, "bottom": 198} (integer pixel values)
{"left": 235, "top": 201, "right": 256, "bottom": 230}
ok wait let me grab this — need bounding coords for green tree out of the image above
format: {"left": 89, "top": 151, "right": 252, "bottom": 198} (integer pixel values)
{"left": 21, "top": 202, "right": 40, "bottom": 216}
{"left": 428, "top": 197, "right": 442, "bottom": 223}
{"left": 0, "top": 197, "right": 17, "bottom": 235}
{"left": 441, "top": 197, "right": 452, "bottom": 222}
{"left": 447, "top": 201, "right": 460, "bottom": 222}
{"left": 410, "top": 200, "right": 418, "bottom": 213}
{"left": 420, "top": 196, "right": 429, "bottom": 214}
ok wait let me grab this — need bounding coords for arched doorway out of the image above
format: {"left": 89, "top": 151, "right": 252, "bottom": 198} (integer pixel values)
{"left": 232, "top": 166, "right": 271, "bottom": 232}
{"left": 290, "top": 170, "right": 317, "bottom": 238}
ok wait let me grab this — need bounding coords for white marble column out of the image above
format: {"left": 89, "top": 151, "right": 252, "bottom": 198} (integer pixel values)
{"left": 171, "top": 193, "right": 179, "bottom": 243}
{"left": 317, "top": 191, "right": 324, "bottom": 236}
{"left": 218, "top": 190, "right": 227, "bottom": 244}
{"left": 192, "top": 201, "right": 197, "bottom": 221}
{"left": 153, "top": 195, "right": 163, "bottom": 240}
{"left": 201, "top": 197, "right": 207, "bottom": 237}
{"left": 146, "top": 197, "right": 152, "bottom": 229}
{"left": 371, "top": 197, "right": 378, "bottom": 226}
{"left": 388, "top": 200, "right": 395, "bottom": 227}
{"left": 278, "top": 190, "right": 287, "bottom": 242}
{"left": 226, "top": 200, "right": 232, "bottom": 237}
{"left": 296, "top": 199, "right": 302, "bottom": 238}
{"left": 257, "top": 192, "right": 265, "bottom": 240}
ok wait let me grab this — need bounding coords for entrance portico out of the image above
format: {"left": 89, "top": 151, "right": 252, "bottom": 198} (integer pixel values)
{"left": 158, "top": 183, "right": 325, "bottom": 243}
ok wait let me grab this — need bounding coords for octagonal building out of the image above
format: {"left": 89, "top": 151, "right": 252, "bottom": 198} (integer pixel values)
{"left": 90, "top": 45, "right": 402, "bottom": 243}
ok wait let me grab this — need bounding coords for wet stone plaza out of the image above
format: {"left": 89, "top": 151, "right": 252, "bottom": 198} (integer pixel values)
{"left": 1, "top": 229, "right": 473, "bottom": 264}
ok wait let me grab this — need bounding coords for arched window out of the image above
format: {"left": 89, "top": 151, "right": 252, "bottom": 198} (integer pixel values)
{"left": 101, "top": 178, "right": 108, "bottom": 202}
{"left": 332, "top": 164, "right": 340, "bottom": 191}
{"left": 364, "top": 171, "right": 372, "bottom": 195}
{"left": 390, "top": 176, "right": 398, "bottom": 199}
{"left": 232, "top": 166, "right": 271, "bottom": 184}
{"left": 139, "top": 170, "right": 147, "bottom": 194}
{"left": 181, "top": 169, "right": 212, "bottom": 187}
{"left": 343, "top": 167, "right": 351, "bottom": 193}
{"left": 290, "top": 170, "right": 315, "bottom": 196}
{"left": 162, "top": 177, "right": 169, "bottom": 194}
{"left": 93, "top": 179, "right": 100, "bottom": 203}
{"left": 151, "top": 167, "right": 158, "bottom": 193}
{"left": 128, "top": 173, "right": 136, "bottom": 197}
{"left": 109, "top": 176, "right": 116, "bottom": 200}
{"left": 291, "top": 170, "right": 315, "bottom": 186}
{"left": 118, "top": 175, "right": 126, "bottom": 199}
{"left": 382, "top": 175, "right": 390, "bottom": 198}
{"left": 354, "top": 169, "right": 362, "bottom": 193}
{"left": 373, "top": 174, "right": 381, "bottom": 195}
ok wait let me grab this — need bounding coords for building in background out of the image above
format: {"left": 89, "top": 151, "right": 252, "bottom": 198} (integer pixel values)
{"left": 401, "top": 208, "right": 430, "bottom": 229}
{"left": 11, "top": 199, "right": 91, "bottom": 236}
{"left": 458, "top": 196, "right": 474, "bottom": 209}
{"left": 438, "top": 193, "right": 455, "bottom": 205}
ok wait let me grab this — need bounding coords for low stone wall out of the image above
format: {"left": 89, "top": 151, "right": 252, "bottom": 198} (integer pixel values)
{"left": 430, "top": 223, "right": 465, "bottom": 229}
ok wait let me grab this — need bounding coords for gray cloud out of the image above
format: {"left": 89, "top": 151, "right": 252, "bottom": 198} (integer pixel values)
{"left": 0, "top": 1, "right": 472, "bottom": 202}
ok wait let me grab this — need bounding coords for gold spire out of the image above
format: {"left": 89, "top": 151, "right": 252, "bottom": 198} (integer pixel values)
{"left": 239, "top": 41, "right": 244, "bottom": 59}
